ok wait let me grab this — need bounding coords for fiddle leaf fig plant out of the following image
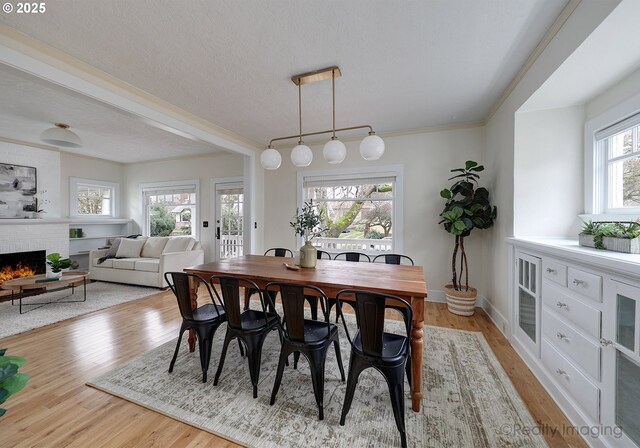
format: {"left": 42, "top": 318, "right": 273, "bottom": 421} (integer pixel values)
{"left": 46, "top": 253, "right": 72, "bottom": 273}
{"left": 439, "top": 160, "right": 497, "bottom": 291}
{"left": 0, "top": 348, "right": 30, "bottom": 417}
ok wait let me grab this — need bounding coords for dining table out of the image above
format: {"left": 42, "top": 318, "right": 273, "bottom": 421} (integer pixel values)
{"left": 184, "top": 254, "right": 428, "bottom": 412}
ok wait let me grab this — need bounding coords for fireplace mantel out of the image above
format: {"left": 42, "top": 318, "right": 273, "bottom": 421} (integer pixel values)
{"left": 0, "top": 218, "right": 71, "bottom": 225}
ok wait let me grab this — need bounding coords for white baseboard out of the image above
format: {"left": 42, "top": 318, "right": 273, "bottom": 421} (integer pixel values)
{"left": 426, "top": 290, "right": 509, "bottom": 336}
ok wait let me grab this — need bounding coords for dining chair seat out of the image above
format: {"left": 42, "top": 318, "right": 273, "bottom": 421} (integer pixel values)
{"left": 239, "top": 310, "right": 280, "bottom": 331}
{"left": 353, "top": 331, "right": 408, "bottom": 359}
{"left": 191, "top": 303, "right": 226, "bottom": 321}
{"left": 300, "top": 319, "right": 339, "bottom": 344}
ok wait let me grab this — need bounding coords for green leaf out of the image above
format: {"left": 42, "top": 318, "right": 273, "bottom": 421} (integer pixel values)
{"left": 439, "top": 189, "right": 452, "bottom": 199}
{"left": 453, "top": 220, "right": 467, "bottom": 231}
{"left": 0, "top": 349, "right": 6, "bottom": 357}
{"left": 465, "top": 160, "right": 478, "bottom": 170}
{"left": 0, "top": 364, "right": 18, "bottom": 382}
{"left": 0, "top": 388, "right": 8, "bottom": 405}
{"left": 469, "top": 165, "right": 485, "bottom": 172}
{"left": 0, "top": 407, "right": 5, "bottom": 417}
{"left": 0, "top": 356, "right": 26, "bottom": 368}
{"left": 451, "top": 206, "right": 464, "bottom": 219}
{"left": 0, "top": 373, "right": 29, "bottom": 395}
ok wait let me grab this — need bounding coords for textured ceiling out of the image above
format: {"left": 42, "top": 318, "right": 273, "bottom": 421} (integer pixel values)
{"left": 0, "top": 0, "right": 569, "bottom": 153}
{"left": 0, "top": 64, "right": 224, "bottom": 163}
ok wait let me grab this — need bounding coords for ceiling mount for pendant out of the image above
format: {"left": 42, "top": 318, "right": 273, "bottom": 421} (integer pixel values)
{"left": 260, "top": 65, "right": 385, "bottom": 170}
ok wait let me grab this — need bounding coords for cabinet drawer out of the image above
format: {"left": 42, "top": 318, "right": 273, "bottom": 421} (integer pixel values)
{"left": 542, "top": 283, "right": 601, "bottom": 338}
{"left": 542, "top": 258, "right": 567, "bottom": 287}
{"left": 542, "top": 308, "right": 601, "bottom": 380}
{"left": 541, "top": 339, "right": 600, "bottom": 423}
{"left": 568, "top": 267, "right": 602, "bottom": 303}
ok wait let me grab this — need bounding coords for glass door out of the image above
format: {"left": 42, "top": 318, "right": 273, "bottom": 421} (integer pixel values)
{"left": 514, "top": 251, "right": 541, "bottom": 356}
{"left": 602, "top": 280, "right": 640, "bottom": 447}
{"left": 214, "top": 182, "right": 243, "bottom": 261}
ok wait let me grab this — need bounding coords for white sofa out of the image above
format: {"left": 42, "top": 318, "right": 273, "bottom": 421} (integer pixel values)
{"left": 89, "top": 236, "right": 204, "bottom": 288}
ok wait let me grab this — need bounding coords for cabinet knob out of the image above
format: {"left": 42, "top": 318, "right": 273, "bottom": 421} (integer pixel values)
{"left": 556, "top": 302, "right": 568, "bottom": 310}
{"left": 546, "top": 268, "right": 556, "bottom": 274}
{"left": 572, "top": 279, "right": 585, "bottom": 286}
{"left": 599, "top": 338, "right": 613, "bottom": 347}
{"left": 555, "top": 368, "right": 569, "bottom": 379}
{"left": 556, "top": 332, "right": 569, "bottom": 341}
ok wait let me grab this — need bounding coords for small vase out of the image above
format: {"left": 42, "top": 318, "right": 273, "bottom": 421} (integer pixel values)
{"left": 46, "top": 267, "right": 62, "bottom": 279}
{"left": 299, "top": 241, "right": 317, "bottom": 268}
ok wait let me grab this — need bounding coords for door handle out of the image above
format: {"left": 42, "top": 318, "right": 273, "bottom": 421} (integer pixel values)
{"left": 216, "top": 226, "right": 220, "bottom": 240}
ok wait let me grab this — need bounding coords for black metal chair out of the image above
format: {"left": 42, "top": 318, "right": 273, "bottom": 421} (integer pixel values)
{"left": 244, "top": 248, "right": 294, "bottom": 311}
{"left": 334, "top": 251, "right": 371, "bottom": 262}
{"left": 335, "top": 289, "right": 413, "bottom": 448}
{"left": 372, "top": 254, "right": 414, "bottom": 265}
{"left": 210, "top": 275, "right": 282, "bottom": 398}
{"left": 265, "top": 282, "right": 345, "bottom": 420}
{"left": 317, "top": 250, "right": 332, "bottom": 260}
{"left": 164, "top": 272, "right": 227, "bottom": 383}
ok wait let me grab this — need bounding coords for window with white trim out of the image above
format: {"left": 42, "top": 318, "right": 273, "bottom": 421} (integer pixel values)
{"left": 299, "top": 167, "right": 403, "bottom": 253}
{"left": 596, "top": 113, "right": 640, "bottom": 213}
{"left": 142, "top": 181, "right": 198, "bottom": 238}
{"left": 70, "top": 178, "right": 119, "bottom": 217}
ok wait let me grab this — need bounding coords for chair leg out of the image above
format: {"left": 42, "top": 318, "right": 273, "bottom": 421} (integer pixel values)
{"left": 196, "top": 326, "right": 213, "bottom": 383}
{"left": 168, "top": 323, "right": 187, "bottom": 373}
{"left": 308, "top": 347, "right": 329, "bottom": 420}
{"left": 270, "top": 344, "right": 292, "bottom": 406}
{"left": 238, "top": 339, "right": 245, "bottom": 357}
{"left": 305, "top": 295, "right": 318, "bottom": 320}
{"left": 243, "top": 288, "right": 251, "bottom": 311}
{"left": 340, "top": 353, "right": 367, "bottom": 426}
{"left": 405, "top": 354, "right": 412, "bottom": 388}
{"left": 383, "top": 366, "right": 408, "bottom": 448}
{"left": 293, "top": 351, "right": 300, "bottom": 369}
{"left": 333, "top": 338, "right": 346, "bottom": 381}
{"left": 214, "top": 330, "right": 233, "bottom": 386}
{"left": 245, "top": 333, "right": 268, "bottom": 399}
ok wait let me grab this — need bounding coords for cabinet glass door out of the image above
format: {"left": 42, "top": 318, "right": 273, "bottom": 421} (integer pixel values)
{"left": 514, "top": 251, "right": 541, "bottom": 355}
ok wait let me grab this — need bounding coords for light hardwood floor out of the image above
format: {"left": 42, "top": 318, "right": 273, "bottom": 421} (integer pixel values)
{"left": 0, "top": 287, "right": 588, "bottom": 448}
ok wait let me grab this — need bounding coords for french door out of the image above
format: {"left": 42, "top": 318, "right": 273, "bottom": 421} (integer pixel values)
{"left": 214, "top": 181, "right": 244, "bottom": 261}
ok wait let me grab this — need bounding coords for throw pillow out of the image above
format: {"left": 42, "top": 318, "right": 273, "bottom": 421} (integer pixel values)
{"left": 141, "top": 237, "right": 169, "bottom": 258}
{"left": 163, "top": 237, "right": 193, "bottom": 254}
{"left": 115, "top": 238, "right": 146, "bottom": 258}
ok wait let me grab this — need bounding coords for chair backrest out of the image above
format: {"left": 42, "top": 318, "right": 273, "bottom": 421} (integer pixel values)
{"left": 264, "top": 248, "right": 294, "bottom": 258}
{"left": 372, "top": 254, "right": 414, "bottom": 265}
{"left": 210, "top": 275, "right": 268, "bottom": 330}
{"left": 334, "top": 252, "right": 371, "bottom": 262}
{"left": 266, "top": 282, "right": 331, "bottom": 343}
{"left": 317, "top": 250, "right": 332, "bottom": 260}
{"left": 165, "top": 272, "right": 223, "bottom": 321}
{"left": 335, "top": 289, "right": 412, "bottom": 358}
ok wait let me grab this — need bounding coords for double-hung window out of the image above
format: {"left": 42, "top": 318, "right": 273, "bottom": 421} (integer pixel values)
{"left": 595, "top": 113, "right": 640, "bottom": 214}
{"left": 299, "top": 166, "right": 403, "bottom": 253}
{"left": 70, "top": 178, "right": 119, "bottom": 218}
{"left": 141, "top": 180, "right": 199, "bottom": 238}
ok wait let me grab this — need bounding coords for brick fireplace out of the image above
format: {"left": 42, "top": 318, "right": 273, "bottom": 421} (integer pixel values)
{"left": 0, "top": 250, "right": 46, "bottom": 284}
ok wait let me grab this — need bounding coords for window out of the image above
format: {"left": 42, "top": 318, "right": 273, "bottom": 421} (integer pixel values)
{"left": 142, "top": 180, "right": 198, "bottom": 238}
{"left": 70, "top": 178, "right": 118, "bottom": 217}
{"left": 596, "top": 113, "right": 640, "bottom": 213}
{"left": 299, "top": 166, "right": 403, "bottom": 253}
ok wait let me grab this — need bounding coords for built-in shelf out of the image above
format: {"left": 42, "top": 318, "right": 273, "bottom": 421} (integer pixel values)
{"left": 69, "top": 218, "right": 132, "bottom": 225}
{"left": 0, "top": 218, "right": 71, "bottom": 225}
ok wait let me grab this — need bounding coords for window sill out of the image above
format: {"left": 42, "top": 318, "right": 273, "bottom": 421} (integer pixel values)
{"left": 579, "top": 213, "right": 640, "bottom": 222}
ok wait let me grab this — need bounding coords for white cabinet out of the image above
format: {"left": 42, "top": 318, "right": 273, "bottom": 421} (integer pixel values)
{"left": 68, "top": 219, "right": 132, "bottom": 270}
{"left": 508, "top": 238, "right": 640, "bottom": 448}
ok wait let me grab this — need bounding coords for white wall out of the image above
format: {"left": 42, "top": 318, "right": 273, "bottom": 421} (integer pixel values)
{"left": 262, "top": 127, "right": 487, "bottom": 299}
{"left": 60, "top": 152, "right": 125, "bottom": 217}
{"left": 0, "top": 140, "right": 61, "bottom": 217}
{"left": 514, "top": 106, "right": 585, "bottom": 237}
{"left": 124, "top": 152, "right": 244, "bottom": 262}
{"left": 586, "top": 64, "right": 640, "bottom": 120}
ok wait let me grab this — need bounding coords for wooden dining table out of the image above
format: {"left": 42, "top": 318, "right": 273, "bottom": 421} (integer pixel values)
{"left": 184, "top": 254, "right": 428, "bottom": 412}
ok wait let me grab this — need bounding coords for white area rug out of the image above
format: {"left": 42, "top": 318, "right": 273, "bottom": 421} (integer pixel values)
{"left": 89, "top": 314, "right": 548, "bottom": 448}
{"left": 0, "top": 281, "right": 160, "bottom": 339}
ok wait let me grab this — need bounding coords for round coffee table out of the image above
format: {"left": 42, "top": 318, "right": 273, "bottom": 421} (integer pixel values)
{"left": 1, "top": 271, "right": 90, "bottom": 314}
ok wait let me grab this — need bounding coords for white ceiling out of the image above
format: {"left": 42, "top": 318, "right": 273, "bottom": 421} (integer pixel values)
{"left": 0, "top": 0, "right": 569, "bottom": 161}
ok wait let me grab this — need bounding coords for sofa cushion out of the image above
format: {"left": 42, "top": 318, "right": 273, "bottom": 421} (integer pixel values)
{"left": 116, "top": 238, "right": 147, "bottom": 258}
{"left": 141, "top": 237, "right": 169, "bottom": 258}
{"left": 135, "top": 259, "right": 160, "bottom": 273}
{"left": 163, "top": 237, "right": 195, "bottom": 253}
{"left": 112, "top": 258, "right": 142, "bottom": 270}
{"left": 94, "top": 258, "right": 114, "bottom": 268}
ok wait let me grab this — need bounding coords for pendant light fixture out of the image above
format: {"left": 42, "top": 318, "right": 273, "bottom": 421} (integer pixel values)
{"left": 261, "top": 66, "right": 384, "bottom": 170}
{"left": 40, "top": 123, "right": 83, "bottom": 148}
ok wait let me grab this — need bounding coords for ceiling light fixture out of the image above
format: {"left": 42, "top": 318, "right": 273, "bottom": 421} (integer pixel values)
{"left": 261, "top": 66, "right": 384, "bottom": 170}
{"left": 40, "top": 123, "right": 82, "bottom": 148}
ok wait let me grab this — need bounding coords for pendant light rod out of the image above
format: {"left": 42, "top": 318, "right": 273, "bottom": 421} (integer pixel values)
{"left": 332, "top": 69, "right": 336, "bottom": 139}
{"left": 268, "top": 124, "right": 374, "bottom": 147}
{"left": 298, "top": 83, "right": 303, "bottom": 143}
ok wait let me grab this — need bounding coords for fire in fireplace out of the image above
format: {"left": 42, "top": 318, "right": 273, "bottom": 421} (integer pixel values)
{"left": 0, "top": 250, "right": 46, "bottom": 284}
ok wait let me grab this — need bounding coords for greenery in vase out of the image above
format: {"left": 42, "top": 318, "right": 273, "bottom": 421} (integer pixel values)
{"left": 290, "top": 201, "right": 325, "bottom": 243}
{"left": 46, "top": 253, "right": 72, "bottom": 273}
{"left": 0, "top": 348, "right": 30, "bottom": 417}
{"left": 439, "top": 160, "right": 497, "bottom": 291}
{"left": 580, "top": 220, "right": 640, "bottom": 249}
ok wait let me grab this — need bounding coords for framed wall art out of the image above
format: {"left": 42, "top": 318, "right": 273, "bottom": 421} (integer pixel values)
{"left": 0, "top": 163, "right": 37, "bottom": 218}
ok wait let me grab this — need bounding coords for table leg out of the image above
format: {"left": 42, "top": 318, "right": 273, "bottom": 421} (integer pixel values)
{"left": 188, "top": 276, "right": 200, "bottom": 352}
{"left": 410, "top": 296, "right": 424, "bottom": 412}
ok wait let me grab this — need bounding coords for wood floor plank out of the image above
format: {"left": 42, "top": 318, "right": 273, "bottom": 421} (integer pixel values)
{"left": 0, "top": 286, "right": 587, "bottom": 448}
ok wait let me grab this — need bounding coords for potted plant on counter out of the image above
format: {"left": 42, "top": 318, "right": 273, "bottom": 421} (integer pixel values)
{"left": 439, "top": 160, "right": 497, "bottom": 316}
{"left": 290, "top": 200, "right": 325, "bottom": 268}
{"left": 579, "top": 220, "right": 640, "bottom": 253}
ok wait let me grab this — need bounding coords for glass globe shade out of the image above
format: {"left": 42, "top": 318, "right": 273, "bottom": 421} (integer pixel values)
{"left": 323, "top": 138, "right": 347, "bottom": 164}
{"left": 359, "top": 134, "right": 385, "bottom": 161}
{"left": 260, "top": 147, "right": 282, "bottom": 170}
{"left": 291, "top": 144, "right": 313, "bottom": 167}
